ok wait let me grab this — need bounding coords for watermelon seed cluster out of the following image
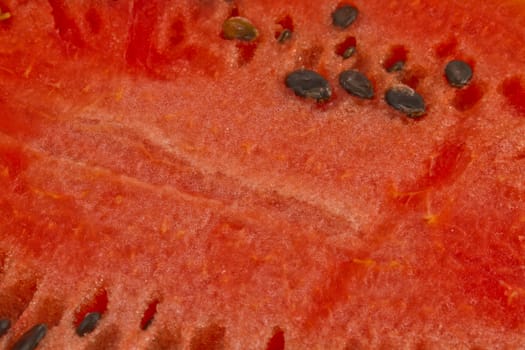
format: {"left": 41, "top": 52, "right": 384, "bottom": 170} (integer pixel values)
{"left": 0, "top": 307, "right": 104, "bottom": 347}
{"left": 280, "top": 5, "right": 474, "bottom": 119}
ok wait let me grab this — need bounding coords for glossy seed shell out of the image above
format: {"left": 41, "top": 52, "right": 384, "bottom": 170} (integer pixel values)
{"left": 76, "top": 312, "right": 102, "bottom": 337}
{"left": 332, "top": 5, "right": 358, "bottom": 29}
{"left": 339, "top": 70, "right": 374, "bottom": 99}
{"left": 285, "top": 70, "right": 332, "bottom": 101}
{"left": 222, "top": 17, "right": 258, "bottom": 41}
{"left": 385, "top": 85, "right": 426, "bottom": 118}
{"left": 445, "top": 60, "right": 473, "bottom": 88}
{"left": 11, "top": 324, "right": 47, "bottom": 350}
{"left": 0, "top": 318, "right": 10, "bottom": 337}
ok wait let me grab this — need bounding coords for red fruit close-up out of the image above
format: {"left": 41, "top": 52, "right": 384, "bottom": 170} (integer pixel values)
{"left": 1, "top": 0, "right": 525, "bottom": 349}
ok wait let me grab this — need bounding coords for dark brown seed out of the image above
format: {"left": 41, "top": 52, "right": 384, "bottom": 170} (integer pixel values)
{"left": 332, "top": 5, "right": 358, "bottom": 29}
{"left": 445, "top": 60, "right": 473, "bottom": 88}
{"left": 277, "top": 29, "right": 292, "bottom": 43}
{"left": 285, "top": 69, "right": 332, "bottom": 101}
{"left": 0, "top": 318, "right": 10, "bottom": 337}
{"left": 11, "top": 323, "right": 47, "bottom": 350}
{"left": 222, "top": 17, "right": 258, "bottom": 41}
{"left": 387, "top": 60, "right": 405, "bottom": 72}
{"left": 385, "top": 85, "right": 426, "bottom": 118}
{"left": 76, "top": 312, "right": 101, "bottom": 337}
{"left": 339, "top": 70, "right": 374, "bottom": 99}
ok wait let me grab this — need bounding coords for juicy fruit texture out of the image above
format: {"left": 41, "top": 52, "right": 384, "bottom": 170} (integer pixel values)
{"left": 0, "top": 0, "right": 525, "bottom": 348}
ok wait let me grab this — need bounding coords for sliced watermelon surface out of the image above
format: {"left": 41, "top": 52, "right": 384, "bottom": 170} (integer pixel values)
{"left": 1, "top": 0, "right": 525, "bottom": 348}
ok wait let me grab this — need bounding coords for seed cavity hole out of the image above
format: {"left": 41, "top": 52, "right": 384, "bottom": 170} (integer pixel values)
{"left": 275, "top": 15, "right": 294, "bottom": 43}
{"left": 140, "top": 299, "right": 159, "bottom": 330}
{"left": 236, "top": 41, "right": 257, "bottom": 66}
{"left": 335, "top": 36, "right": 357, "bottom": 59}
{"left": 76, "top": 312, "right": 102, "bottom": 337}
{"left": 74, "top": 288, "right": 108, "bottom": 335}
{"left": 47, "top": 0, "right": 85, "bottom": 48}
{"left": 401, "top": 65, "right": 426, "bottom": 89}
{"left": 220, "top": 14, "right": 259, "bottom": 65}
{"left": 0, "top": 4, "right": 12, "bottom": 25}
{"left": 435, "top": 37, "right": 458, "bottom": 58}
{"left": 0, "top": 250, "right": 5, "bottom": 275}
{"left": 265, "top": 326, "right": 285, "bottom": 350}
{"left": 501, "top": 76, "right": 525, "bottom": 117}
{"left": 170, "top": 17, "right": 186, "bottom": 47}
{"left": 384, "top": 45, "right": 408, "bottom": 72}
{"left": 453, "top": 83, "right": 484, "bottom": 111}
{"left": 229, "top": 5, "right": 239, "bottom": 17}
{"left": 84, "top": 8, "right": 102, "bottom": 34}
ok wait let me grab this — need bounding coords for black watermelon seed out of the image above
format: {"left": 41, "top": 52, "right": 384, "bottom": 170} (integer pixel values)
{"left": 222, "top": 17, "right": 258, "bottom": 41}
{"left": 76, "top": 312, "right": 102, "bottom": 337}
{"left": 387, "top": 60, "right": 405, "bottom": 72}
{"left": 11, "top": 324, "right": 47, "bottom": 350}
{"left": 339, "top": 70, "right": 374, "bottom": 99}
{"left": 285, "top": 69, "right": 332, "bottom": 101}
{"left": 332, "top": 5, "right": 358, "bottom": 29}
{"left": 0, "top": 318, "right": 10, "bottom": 337}
{"left": 385, "top": 85, "right": 426, "bottom": 118}
{"left": 445, "top": 60, "right": 473, "bottom": 88}
{"left": 277, "top": 29, "right": 292, "bottom": 43}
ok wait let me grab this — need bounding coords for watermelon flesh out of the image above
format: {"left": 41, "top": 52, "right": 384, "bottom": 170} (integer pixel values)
{"left": 1, "top": 0, "right": 525, "bottom": 348}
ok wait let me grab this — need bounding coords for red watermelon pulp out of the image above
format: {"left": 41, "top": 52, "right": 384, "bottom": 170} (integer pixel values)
{"left": 1, "top": 0, "right": 525, "bottom": 348}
